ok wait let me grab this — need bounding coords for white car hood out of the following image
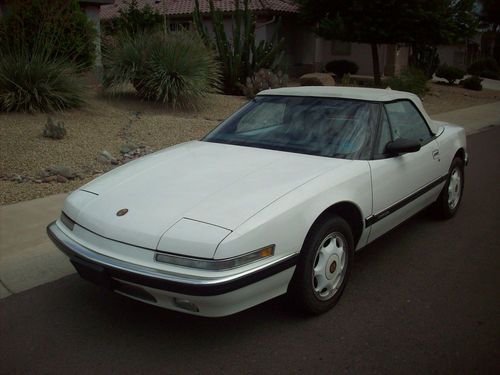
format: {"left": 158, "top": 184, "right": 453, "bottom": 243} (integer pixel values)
{"left": 66, "top": 141, "right": 348, "bottom": 250}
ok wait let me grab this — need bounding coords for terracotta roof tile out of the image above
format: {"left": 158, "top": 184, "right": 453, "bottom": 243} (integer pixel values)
{"left": 101, "top": 0, "right": 298, "bottom": 19}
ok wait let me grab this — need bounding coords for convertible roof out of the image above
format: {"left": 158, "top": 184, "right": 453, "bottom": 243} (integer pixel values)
{"left": 257, "top": 86, "right": 437, "bottom": 134}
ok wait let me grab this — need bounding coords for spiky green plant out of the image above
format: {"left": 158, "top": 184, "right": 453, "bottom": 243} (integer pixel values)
{"left": 0, "top": 41, "right": 86, "bottom": 113}
{"left": 193, "top": 0, "right": 286, "bottom": 94}
{"left": 104, "top": 31, "right": 221, "bottom": 107}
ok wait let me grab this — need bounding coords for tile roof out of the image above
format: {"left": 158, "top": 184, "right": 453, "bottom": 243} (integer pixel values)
{"left": 101, "top": 0, "right": 298, "bottom": 19}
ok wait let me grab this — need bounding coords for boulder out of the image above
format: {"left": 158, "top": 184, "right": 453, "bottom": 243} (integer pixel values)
{"left": 300, "top": 73, "right": 335, "bottom": 86}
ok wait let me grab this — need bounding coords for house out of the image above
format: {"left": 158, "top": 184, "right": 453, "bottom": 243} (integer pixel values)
{"left": 101, "top": 0, "right": 477, "bottom": 79}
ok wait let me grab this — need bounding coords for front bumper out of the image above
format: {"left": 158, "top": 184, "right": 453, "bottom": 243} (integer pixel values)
{"left": 47, "top": 221, "right": 297, "bottom": 316}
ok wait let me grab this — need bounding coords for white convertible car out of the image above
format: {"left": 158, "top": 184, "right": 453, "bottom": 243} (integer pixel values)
{"left": 47, "top": 87, "right": 467, "bottom": 317}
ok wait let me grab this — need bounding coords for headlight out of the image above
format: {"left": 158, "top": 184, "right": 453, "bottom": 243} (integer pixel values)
{"left": 154, "top": 244, "right": 275, "bottom": 271}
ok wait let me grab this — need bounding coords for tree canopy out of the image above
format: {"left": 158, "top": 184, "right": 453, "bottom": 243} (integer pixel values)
{"left": 296, "top": 0, "right": 478, "bottom": 84}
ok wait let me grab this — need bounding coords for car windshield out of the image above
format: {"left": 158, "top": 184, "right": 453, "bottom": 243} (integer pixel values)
{"left": 203, "top": 95, "right": 379, "bottom": 159}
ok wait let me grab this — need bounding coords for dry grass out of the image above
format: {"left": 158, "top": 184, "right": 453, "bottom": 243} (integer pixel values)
{"left": 1, "top": 82, "right": 499, "bottom": 205}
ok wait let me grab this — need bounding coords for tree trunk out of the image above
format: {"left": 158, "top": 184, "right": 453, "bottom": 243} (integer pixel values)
{"left": 371, "top": 43, "right": 381, "bottom": 87}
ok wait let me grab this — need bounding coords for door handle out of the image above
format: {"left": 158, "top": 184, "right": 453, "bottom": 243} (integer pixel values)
{"left": 432, "top": 150, "right": 440, "bottom": 161}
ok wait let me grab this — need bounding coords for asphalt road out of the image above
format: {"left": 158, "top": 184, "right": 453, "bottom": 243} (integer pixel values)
{"left": 1, "top": 127, "right": 499, "bottom": 375}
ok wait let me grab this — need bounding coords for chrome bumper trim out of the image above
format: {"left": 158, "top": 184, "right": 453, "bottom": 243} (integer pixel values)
{"left": 47, "top": 221, "right": 298, "bottom": 296}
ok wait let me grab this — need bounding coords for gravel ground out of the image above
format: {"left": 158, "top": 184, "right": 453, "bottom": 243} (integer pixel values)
{"left": 1, "top": 83, "right": 498, "bottom": 205}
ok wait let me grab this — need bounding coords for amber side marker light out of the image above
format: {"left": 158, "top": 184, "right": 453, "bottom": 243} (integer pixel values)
{"left": 155, "top": 245, "right": 275, "bottom": 271}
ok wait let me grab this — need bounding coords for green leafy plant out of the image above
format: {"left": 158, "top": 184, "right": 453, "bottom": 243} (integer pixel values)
{"left": 324, "top": 60, "right": 359, "bottom": 78}
{"left": 193, "top": 0, "right": 286, "bottom": 94}
{"left": 436, "top": 64, "right": 465, "bottom": 84}
{"left": 409, "top": 44, "right": 440, "bottom": 79}
{"left": 0, "top": 41, "right": 86, "bottom": 113}
{"left": 387, "top": 68, "right": 428, "bottom": 96}
{"left": 0, "top": 0, "right": 96, "bottom": 68}
{"left": 462, "top": 75, "right": 483, "bottom": 91}
{"left": 467, "top": 57, "right": 499, "bottom": 78}
{"left": 102, "top": 0, "right": 164, "bottom": 36}
{"left": 103, "top": 31, "right": 221, "bottom": 107}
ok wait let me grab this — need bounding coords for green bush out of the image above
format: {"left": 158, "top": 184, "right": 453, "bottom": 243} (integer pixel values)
{"left": 0, "top": 42, "right": 86, "bottom": 113}
{"left": 0, "top": 0, "right": 96, "bottom": 68}
{"left": 102, "top": 0, "right": 163, "bottom": 36}
{"left": 104, "top": 31, "right": 221, "bottom": 107}
{"left": 387, "top": 68, "right": 428, "bottom": 96}
{"left": 436, "top": 64, "right": 465, "bottom": 84}
{"left": 324, "top": 60, "right": 359, "bottom": 78}
{"left": 462, "top": 75, "right": 483, "bottom": 91}
{"left": 409, "top": 44, "right": 440, "bottom": 79}
{"left": 467, "top": 58, "right": 499, "bottom": 78}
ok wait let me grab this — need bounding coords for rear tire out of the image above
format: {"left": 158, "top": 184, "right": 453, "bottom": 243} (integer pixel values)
{"left": 432, "top": 157, "right": 464, "bottom": 219}
{"left": 288, "top": 216, "right": 354, "bottom": 315}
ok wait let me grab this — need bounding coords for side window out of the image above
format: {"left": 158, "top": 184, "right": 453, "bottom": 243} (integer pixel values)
{"left": 376, "top": 109, "right": 392, "bottom": 156}
{"left": 385, "top": 101, "right": 432, "bottom": 143}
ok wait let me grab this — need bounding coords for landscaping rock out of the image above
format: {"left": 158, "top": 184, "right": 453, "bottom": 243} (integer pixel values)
{"left": 56, "top": 175, "right": 68, "bottom": 183}
{"left": 300, "top": 73, "right": 335, "bottom": 86}
{"left": 120, "top": 143, "right": 137, "bottom": 154}
{"left": 47, "top": 165, "right": 74, "bottom": 179}
{"left": 98, "top": 150, "right": 117, "bottom": 165}
{"left": 43, "top": 176, "right": 58, "bottom": 183}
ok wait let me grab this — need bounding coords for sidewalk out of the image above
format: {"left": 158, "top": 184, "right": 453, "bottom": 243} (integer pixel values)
{"left": 432, "top": 101, "right": 500, "bottom": 134}
{"left": 0, "top": 194, "right": 73, "bottom": 298}
{"left": 0, "top": 101, "right": 499, "bottom": 299}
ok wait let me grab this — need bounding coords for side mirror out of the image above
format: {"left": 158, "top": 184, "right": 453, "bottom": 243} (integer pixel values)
{"left": 385, "top": 138, "right": 421, "bottom": 155}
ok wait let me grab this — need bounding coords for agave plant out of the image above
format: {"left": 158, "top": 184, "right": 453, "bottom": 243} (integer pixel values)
{"left": 104, "top": 31, "right": 221, "bottom": 107}
{"left": 0, "top": 40, "right": 86, "bottom": 113}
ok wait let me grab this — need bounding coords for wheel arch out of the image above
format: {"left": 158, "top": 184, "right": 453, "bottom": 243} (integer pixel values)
{"left": 454, "top": 147, "right": 466, "bottom": 162}
{"left": 304, "top": 201, "right": 364, "bottom": 251}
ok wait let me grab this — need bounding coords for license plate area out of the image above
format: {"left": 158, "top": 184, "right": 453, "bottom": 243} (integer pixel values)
{"left": 71, "top": 257, "right": 113, "bottom": 289}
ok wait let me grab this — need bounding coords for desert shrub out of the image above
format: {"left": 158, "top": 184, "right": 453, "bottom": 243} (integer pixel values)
{"left": 0, "top": 42, "right": 86, "bottom": 113}
{"left": 102, "top": 0, "right": 163, "bottom": 36}
{"left": 462, "top": 75, "right": 483, "bottom": 91}
{"left": 103, "top": 31, "right": 220, "bottom": 107}
{"left": 0, "top": 0, "right": 96, "bottom": 68}
{"left": 324, "top": 60, "right": 359, "bottom": 78}
{"left": 387, "top": 68, "right": 428, "bottom": 96}
{"left": 242, "top": 69, "right": 288, "bottom": 98}
{"left": 436, "top": 64, "right": 465, "bottom": 84}
{"left": 43, "top": 117, "right": 67, "bottom": 139}
{"left": 467, "top": 58, "right": 499, "bottom": 78}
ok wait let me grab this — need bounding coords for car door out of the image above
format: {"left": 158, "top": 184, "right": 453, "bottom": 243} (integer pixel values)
{"left": 367, "top": 100, "right": 444, "bottom": 242}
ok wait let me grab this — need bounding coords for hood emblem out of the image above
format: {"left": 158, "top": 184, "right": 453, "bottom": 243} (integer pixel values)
{"left": 116, "top": 208, "right": 129, "bottom": 217}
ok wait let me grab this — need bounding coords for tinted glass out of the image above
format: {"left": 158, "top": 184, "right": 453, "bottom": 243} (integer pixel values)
{"left": 376, "top": 109, "right": 392, "bottom": 156}
{"left": 385, "top": 101, "right": 432, "bottom": 143}
{"left": 204, "top": 96, "right": 379, "bottom": 159}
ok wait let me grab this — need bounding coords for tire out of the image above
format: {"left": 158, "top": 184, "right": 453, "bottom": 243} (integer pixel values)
{"left": 288, "top": 215, "right": 354, "bottom": 315}
{"left": 432, "top": 156, "right": 465, "bottom": 219}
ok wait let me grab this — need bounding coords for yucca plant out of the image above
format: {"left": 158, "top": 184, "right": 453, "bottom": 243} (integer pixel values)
{"left": 104, "top": 31, "right": 221, "bottom": 107}
{"left": 0, "top": 41, "right": 86, "bottom": 113}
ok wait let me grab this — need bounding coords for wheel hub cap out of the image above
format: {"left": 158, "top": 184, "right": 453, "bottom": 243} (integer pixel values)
{"left": 447, "top": 168, "right": 462, "bottom": 210}
{"left": 312, "top": 233, "right": 348, "bottom": 301}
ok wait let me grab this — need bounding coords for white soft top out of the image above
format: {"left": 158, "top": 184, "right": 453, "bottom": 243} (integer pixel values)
{"left": 258, "top": 86, "right": 437, "bottom": 134}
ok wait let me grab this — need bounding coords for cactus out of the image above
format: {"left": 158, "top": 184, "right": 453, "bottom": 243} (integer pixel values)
{"left": 193, "top": 0, "right": 286, "bottom": 94}
{"left": 43, "top": 117, "right": 67, "bottom": 139}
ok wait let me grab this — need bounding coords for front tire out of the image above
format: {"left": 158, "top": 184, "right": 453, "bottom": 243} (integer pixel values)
{"left": 288, "top": 216, "right": 354, "bottom": 315}
{"left": 432, "top": 157, "right": 465, "bottom": 219}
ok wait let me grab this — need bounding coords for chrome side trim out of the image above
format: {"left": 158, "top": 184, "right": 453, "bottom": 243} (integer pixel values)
{"left": 365, "top": 174, "right": 448, "bottom": 227}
